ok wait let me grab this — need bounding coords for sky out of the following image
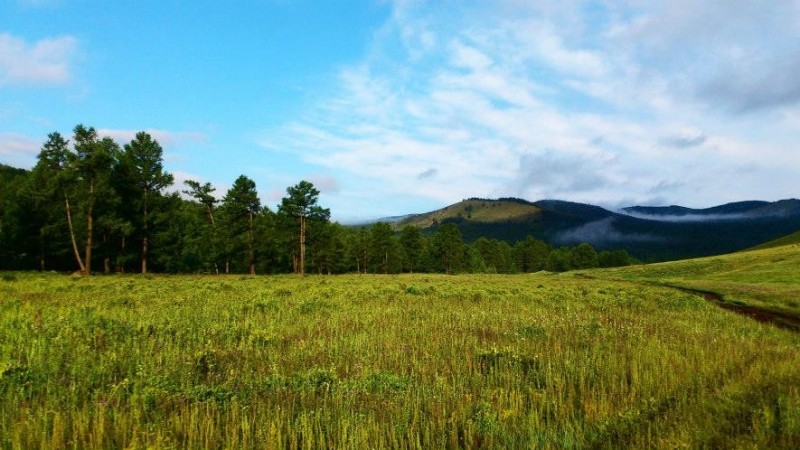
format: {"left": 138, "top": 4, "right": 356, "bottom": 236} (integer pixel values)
{"left": 2, "top": 0, "right": 800, "bottom": 222}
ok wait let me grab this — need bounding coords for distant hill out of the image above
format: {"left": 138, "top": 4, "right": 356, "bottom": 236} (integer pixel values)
{"left": 397, "top": 198, "right": 541, "bottom": 228}
{"left": 623, "top": 200, "right": 800, "bottom": 220}
{"left": 591, "top": 236, "right": 800, "bottom": 318}
{"left": 747, "top": 230, "right": 800, "bottom": 251}
{"left": 0, "top": 164, "right": 30, "bottom": 205}
{"left": 394, "top": 197, "right": 800, "bottom": 262}
{"left": 0, "top": 164, "right": 29, "bottom": 183}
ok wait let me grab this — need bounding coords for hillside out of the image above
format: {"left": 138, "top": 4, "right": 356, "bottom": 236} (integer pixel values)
{"left": 0, "top": 164, "right": 29, "bottom": 190}
{"left": 624, "top": 199, "right": 800, "bottom": 220}
{"left": 748, "top": 230, "right": 800, "bottom": 251}
{"left": 589, "top": 241, "right": 800, "bottom": 318}
{"left": 394, "top": 197, "right": 800, "bottom": 262}
{"left": 395, "top": 198, "right": 621, "bottom": 245}
{"left": 397, "top": 198, "right": 542, "bottom": 228}
{"left": 624, "top": 200, "right": 767, "bottom": 217}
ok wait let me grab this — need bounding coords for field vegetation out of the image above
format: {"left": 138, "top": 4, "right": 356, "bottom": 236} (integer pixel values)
{"left": 590, "top": 242, "right": 800, "bottom": 317}
{"left": 2, "top": 271, "right": 799, "bottom": 449}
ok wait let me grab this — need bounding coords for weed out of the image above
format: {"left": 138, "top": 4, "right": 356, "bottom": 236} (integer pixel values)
{"left": 404, "top": 285, "right": 422, "bottom": 295}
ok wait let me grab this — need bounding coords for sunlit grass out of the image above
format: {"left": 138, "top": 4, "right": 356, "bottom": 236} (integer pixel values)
{"left": 591, "top": 243, "right": 800, "bottom": 315}
{"left": 1, "top": 272, "right": 799, "bottom": 449}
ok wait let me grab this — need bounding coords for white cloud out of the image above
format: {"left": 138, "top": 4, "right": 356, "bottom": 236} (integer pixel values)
{"left": 450, "top": 41, "right": 492, "bottom": 71}
{"left": 258, "top": 0, "right": 800, "bottom": 217}
{"left": 519, "top": 20, "right": 609, "bottom": 78}
{"left": 606, "top": 0, "right": 800, "bottom": 113}
{"left": 0, "top": 132, "right": 40, "bottom": 168}
{"left": 307, "top": 174, "right": 341, "bottom": 195}
{"left": 0, "top": 33, "right": 78, "bottom": 86}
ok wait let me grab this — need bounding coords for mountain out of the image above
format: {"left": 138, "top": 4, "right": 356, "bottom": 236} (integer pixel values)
{"left": 395, "top": 198, "right": 800, "bottom": 262}
{"left": 398, "top": 198, "right": 542, "bottom": 228}
{"left": 622, "top": 200, "right": 800, "bottom": 220}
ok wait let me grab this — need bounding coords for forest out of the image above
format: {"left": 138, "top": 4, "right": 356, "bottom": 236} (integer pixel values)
{"left": 0, "top": 125, "right": 634, "bottom": 275}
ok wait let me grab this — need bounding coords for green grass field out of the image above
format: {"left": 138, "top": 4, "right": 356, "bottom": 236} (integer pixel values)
{"left": 2, "top": 268, "right": 800, "bottom": 449}
{"left": 589, "top": 243, "right": 800, "bottom": 317}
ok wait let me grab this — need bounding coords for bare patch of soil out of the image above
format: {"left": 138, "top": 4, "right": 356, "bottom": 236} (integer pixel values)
{"left": 675, "top": 287, "right": 800, "bottom": 333}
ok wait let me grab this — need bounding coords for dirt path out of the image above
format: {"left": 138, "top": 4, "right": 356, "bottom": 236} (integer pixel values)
{"left": 574, "top": 273, "right": 800, "bottom": 332}
{"left": 671, "top": 286, "right": 800, "bottom": 333}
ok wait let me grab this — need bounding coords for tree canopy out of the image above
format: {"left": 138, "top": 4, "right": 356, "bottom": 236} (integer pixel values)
{"left": 0, "top": 125, "right": 636, "bottom": 275}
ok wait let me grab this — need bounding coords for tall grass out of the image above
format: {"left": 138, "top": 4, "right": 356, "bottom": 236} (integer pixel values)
{"left": 1, "top": 273, "right": 799, "bottom": 449}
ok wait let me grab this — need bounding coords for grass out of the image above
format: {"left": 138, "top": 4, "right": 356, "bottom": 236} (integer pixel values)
{"left": 1, "top": 271, "right": 800, "bottom": 448}
{"left": 748, "top": 230, "right": 800, "bottom": 251}
{"left": 587, "top": 242, "right": 800, "bottom": 316}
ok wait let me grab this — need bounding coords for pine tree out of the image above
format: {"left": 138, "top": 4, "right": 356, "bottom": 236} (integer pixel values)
{"left": 122, "top": 132, "right": 173, "bottom": 273}
{"left": 220, "top": 175, "right": 261, "bottom": 274}
{"left": 278, "top": 181, "right": 330, "bottom": 276}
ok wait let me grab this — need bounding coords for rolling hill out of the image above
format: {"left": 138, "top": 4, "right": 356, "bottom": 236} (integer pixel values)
{"left": 586, "top": 238, "right": 800, "bottom": 321}
{"left": 747, "top": 230, "right": 800, "bottom": 251}
{"left": 397, "top": 198, "right": 542, "bottom": 228}
{"left": 394, "top": 197, "right": 800, "bottom": 262}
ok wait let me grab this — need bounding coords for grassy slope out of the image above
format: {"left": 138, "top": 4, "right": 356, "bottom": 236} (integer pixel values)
{"left": 748, "top": 230, "right": 800, "bottom": 251}
{"left": 1, "top": 273, "right": 799, "bottom": 448}
{"left": 397, "top": 199, "right": 540, "bottom": 229}
{"left": 585, "top": 242, "right": 800, "bottom": 316}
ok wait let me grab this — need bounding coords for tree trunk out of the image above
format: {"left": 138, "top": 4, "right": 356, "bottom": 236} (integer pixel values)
{"left": 103, "top": 233, "right": 111, "bottom": 274}
{"left": 64, "top": 194, "right": 86, "bottom": 274}
{"left": 119, "top": 236, "right": 126, "bottom": 273}
{"left": 207, "top": 207, "right": 215, "bottom": 226}
{"left": 206, "top": 205, "right": 218, "bottom": 274}
{"left": 142, "top": 235, "right": 148, "bottom": 274}
{"left": 142, "top": 191, "right": 148, "bottom": 274}
{"left": 84, "top": 179, "right": 94, "bottom": 275}
{"left": 299, "top": 214, "right": 306, "bottom": 276}
{"left": 248, "top": 210, "right": 255, "bottom": 275}
{"left": 38, "top": 228, "right": 45, "bottom": 272}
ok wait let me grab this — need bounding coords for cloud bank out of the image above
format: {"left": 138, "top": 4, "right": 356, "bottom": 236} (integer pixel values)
{"left": 261, "top": 1, "right": 799, "bottom": 217}
{"left": 0, "top": 133, "right": 40, "bottom": 168}
{"left": 0, "top": 33, "right": 78, "bottom": 86}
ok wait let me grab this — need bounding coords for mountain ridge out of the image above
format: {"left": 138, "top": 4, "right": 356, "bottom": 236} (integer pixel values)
{"left": 388, "top": 197, "right": 800, "bottom": 262}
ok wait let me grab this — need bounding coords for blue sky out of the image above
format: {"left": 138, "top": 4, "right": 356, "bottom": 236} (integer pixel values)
{"left": 2, "top": 0, "right": 800, "bottom": 222}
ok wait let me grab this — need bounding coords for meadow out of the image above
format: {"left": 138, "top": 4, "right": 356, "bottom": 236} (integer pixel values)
{"left": 1, "top": 270, "right": 800, "bottom": 449}
{"left": 591, "top": 243, "right": 800, "bottom": 317}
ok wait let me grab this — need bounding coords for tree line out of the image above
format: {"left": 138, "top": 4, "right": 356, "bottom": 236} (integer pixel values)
{"left": 0, "top": 125, "right": 635, "bottom": 275}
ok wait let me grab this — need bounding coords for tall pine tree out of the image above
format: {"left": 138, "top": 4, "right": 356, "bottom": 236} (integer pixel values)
{"left": 278, "top": 181, "right": 330, "bottom": 276}
{"left": 121, "top": 132, "right": 173, "bottom": 273}
{"left": 220, "top": 175, "right": 261, "bottom": 274}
